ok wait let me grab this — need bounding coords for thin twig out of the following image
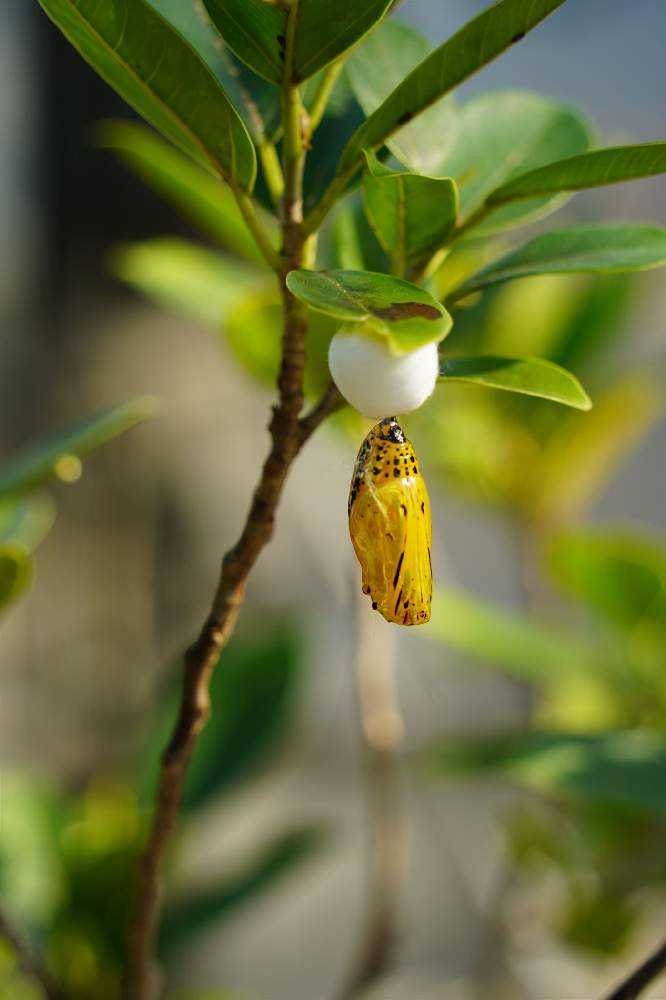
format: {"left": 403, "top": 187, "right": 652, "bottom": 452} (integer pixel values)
{"left": 0, "top": 905, "right": 62, "bottom": 999}
{"left": 123, "top": 5, "right": 313, "bottom": 996}
{"left": 338, "top": 600, "right": 408, "bottom": 999}
{"left": 306, "top": 59, "right": 345, "bottom": 138}
{"left": 232, "top": 189, "right": 281, "bottom": 271}
{"left": 297, "top": 382, "right": 345, "bottom": 445}
{"left": 603, "top": 937, "right": 666, "bottom": 1000}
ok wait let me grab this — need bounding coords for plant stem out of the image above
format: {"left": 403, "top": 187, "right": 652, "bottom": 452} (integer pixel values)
{"left": 232, "top": 189, "right": 281, "bottom": 271}
{"left": 123, "top": 5, "right": 319, "bottom": 996}
{"left": 124, "top": 289, "right": 307, "bottom": 998}
{"left": 0, "top": 905, "right": 62, "bottom": 1000}
{"left": 603, "top": 937, "right": 666, "bottom": 1000}
{"left": 297, "top": 381, "right": 345, "bottom": 444}
{"left": 281, "top": 2, "right": 305, "bottom": 236}
{"left": 307, "top": 59, "right": 344, "bottom": 138}
{"left": 338, "top": 600, "right": 407, "bottom": 999}
{"left": 260, "top": 137, "right": 285, "bottom": 206}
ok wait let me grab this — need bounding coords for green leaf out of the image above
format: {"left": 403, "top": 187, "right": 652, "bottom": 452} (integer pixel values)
{"left": 0, "top": 546, "right": 32, "bottom": 614}
{"left": 203, "top": 0, "right": 391, "bottom": 84}
{"left": 293, "top": 0, "right": 392, "bottom": 82}
{"left": 331, "top": 205, "right": 367, "bottom": 271}
{"left": 111, "top": 238, "right": 261, "bottom": 327}
{"left": 426, "top": 731, "right": 666, "bottom": 815}
{"left": 0, "top": 398, "right": 158, "bottom": 499}
{"left": 439, "top": 356, "right": 591, "bottom": 411}
{"left": 185, "top": 628, "right": 300, "bottom": 812}
{"left": 529, "top": 375, "right": 664, "bottom": 526}
{"left": 202, "top": 0, "right": 284, "bottom": 84}
{"left": 427, "top": 587, "right": 595, "bottom": 683}
{"left": 159, "top": 826, "right": 324, "bottom": 955}
{"left": 144, "top": 0, "right": 253, "bottom": 119}
{"left": 550, "top": 275, "right": 634, "bottom": 373}
{"left": 337, "top": 0, "right": 567, "bottom": 178}
{"left": 0, "top": 496, "right": 56, "bottom": 553}
{"left": 113, "top": 239, "right": 334, "bottom": 395}
{"left": 142, "top": 627, "right": 302, "bottom": 814}
{"left": 286, "top": 269, "right": 451, "bottom": 353}
{"left": 145, "top": 0, "right": 282, "bottom": 141}
{"left": 362, "top": 151, "right": 458, "bottom": 267}
{"left": 434, "top": 91, "right": 593, "bottom": 234}
{"left": 548, "top": 530, "right": 666, "bottom": 630}
{"left": 98, "top": 122, "right": 275, "bottom": 265}
{"left": 452, "top": 225, "right": 666, "bottom": 299}
{"left": 37, "top": 0, "right": 256, "bottom": 190}
{"left": 346, "top": 20, "right": 456, "bottom": 174}
{"left": 488, "top": 143, "right": 666, "bottom": 205}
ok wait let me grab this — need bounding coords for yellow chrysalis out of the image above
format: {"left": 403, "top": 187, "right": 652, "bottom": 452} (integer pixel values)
{"left": 348, "top": 417, "right": 432, "bottom": 626}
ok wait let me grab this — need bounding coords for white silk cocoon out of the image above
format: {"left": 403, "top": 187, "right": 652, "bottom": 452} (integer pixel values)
{"left": 328, "top": 327, "right": 439, "bottom": 418}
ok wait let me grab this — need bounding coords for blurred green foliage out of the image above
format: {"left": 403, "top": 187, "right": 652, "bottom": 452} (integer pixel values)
{"left": 0, "top": 400, "right": 157, "bottom": 621}
{"left": 100, "top": 36, "right": 666, "bottom": 973}
{"left": 0, "top": 411, "right": 319, "bottom": 995}
{"left": 14, "top": 0, "right": 666, "bottom": 993}
{"left": 0, "top": 627, "right": 319, "bottom": 997}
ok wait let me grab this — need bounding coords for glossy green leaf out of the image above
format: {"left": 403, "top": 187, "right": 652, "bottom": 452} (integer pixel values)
{"left": 0, "top": 546, "right": 33, "bottom": 613}
{"left": 293, "top": 0, "right": 392, "bottom": 82}
{"left": 159, "top": 826, "right": 324, "bottom": 954}
{"left": 488, "top": 143, "right": 666, "bottom": 205}
{"left": 145, "top": 0, "right": 258, "bottom": 127}
{"left": 439, "top": 356, "right": 591, "bottom": 411}
{"left": 146, "top": 0, "right": 283, "bottom": 141}
{"left": 427, "top": 587, "right": 595, "bottom": 682}
{"left": 0, "top": 496, "right": 56, "bottom": 553}
{"left": 426, "top": 731, "right": 666, "bottom": 814}
{"left": 286, "top": 269, "right": 452, "bottom": 353}
{"left": 337, "top": 0, "right": 567, "bottom": 178}
{"left": 154, "top": 0, "right": 284, "bottom": 140}
{"left": 111, "top": 238, "right": 261, "bottom": 327}
{"left": 548, "top": 530, "right": 666, "bottom": 630}
{"left": 453, "top": 225, "right": 666, "bottom": 298}
{"left": 202, "top": 0, "right": 284, "bottom": 84}
{"left": 203, "top": 0, "right": 391, "bottom": 84}
{"left": 435, "top": 91, "right": 592, "bottom": 234}
{"left": 37, "top": 0, "right": 256, "bottom": 190}
{"left": 346, "top": 20, "right": 456, "bottom": 174}
{"left": 98, "top": 122, "right": 275, "bottom": 264}
{"left": 362, "top": 152, "right": 458, "bottom": 267}
{"left": 0, "top": 398, "right": 158, "bottom": 499}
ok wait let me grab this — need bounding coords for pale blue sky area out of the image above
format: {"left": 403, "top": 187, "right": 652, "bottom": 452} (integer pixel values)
{"left": 404, "top": 0, "right": 666, "bottom": 138}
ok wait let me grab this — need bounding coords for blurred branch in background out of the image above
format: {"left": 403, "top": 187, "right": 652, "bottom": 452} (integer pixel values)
{"left": 339, "top": 599, "right": 407, "bottom": 999}
{"left": 604, "top": 937, "right": 666, "bottom": 1000}
{"left": 0, "top": 905, "right": 60, "bottom": 1000}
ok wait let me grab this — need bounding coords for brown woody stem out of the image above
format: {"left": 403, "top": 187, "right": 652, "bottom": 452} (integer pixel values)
{"left": 603, "top": 937, "right": 666, "bottom": 1000}
{"left": 338, "top": 601, "right": 407, "bottom": 999}
{"left": 123, "top": 6, "right": 319, "bottom": 994}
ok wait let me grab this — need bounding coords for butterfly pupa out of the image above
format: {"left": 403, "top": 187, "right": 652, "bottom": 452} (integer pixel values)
{"left": 348, "top": 418, "right": 432, "bottom": 626}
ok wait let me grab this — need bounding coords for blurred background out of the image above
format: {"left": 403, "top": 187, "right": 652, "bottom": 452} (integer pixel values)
{"left": 2, "top": 1, "right": 666, "bottom": 997}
